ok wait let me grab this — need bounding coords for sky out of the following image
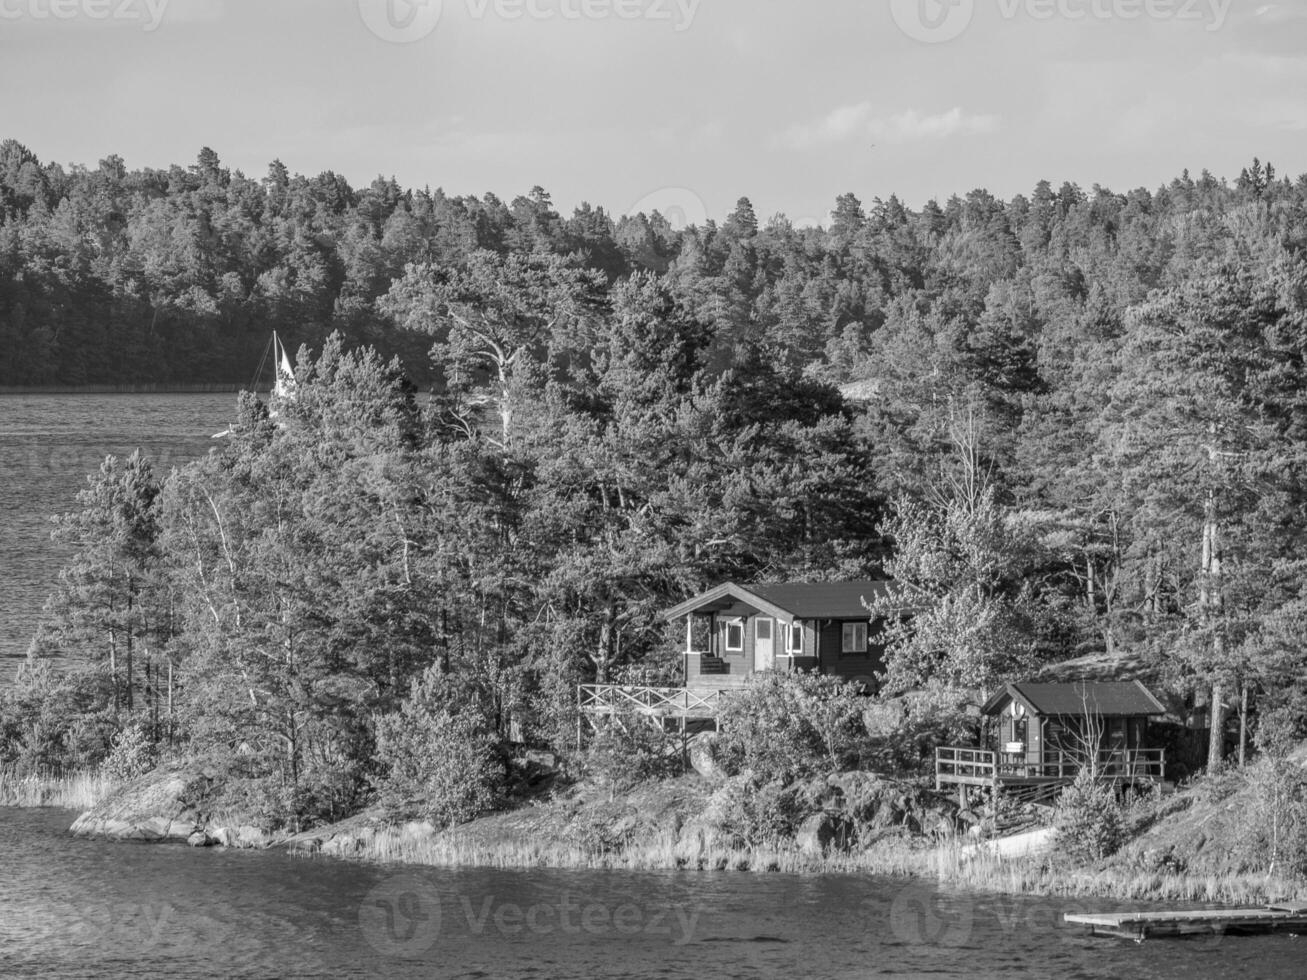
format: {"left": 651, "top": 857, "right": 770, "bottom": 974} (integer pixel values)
{"left": 2, "top": 0, "right": 1306, "bottom": 225}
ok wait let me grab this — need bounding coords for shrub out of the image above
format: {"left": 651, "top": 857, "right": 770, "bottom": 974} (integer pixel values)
{"left": 373, "top": 667, "right": 505, "bottom": 827}
{"left": 1240, "top": 755, "right": 1307, "bottom": 877}
{"left": 708, "top": 776, "right": 805, "bottom": 848}
{"left": 1053, "top": 771, "right": 1126, "bottom": 862}
{"left": 583, "top": 713, "right": 681, "bottom": 795}
{"left": 99, "top": 724, "right": 156, "bottom": 780}
{"left": 715, "top": 673, "right": 868, "bottom": 783}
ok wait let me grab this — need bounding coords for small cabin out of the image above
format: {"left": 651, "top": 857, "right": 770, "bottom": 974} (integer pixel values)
{"left": 662, "top": 580, "right": 897, "bottom": 692}
{"left": 937, "top": 680, "right": 1168, "bottom": 802}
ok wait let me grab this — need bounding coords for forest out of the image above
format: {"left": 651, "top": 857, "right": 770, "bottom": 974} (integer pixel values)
{"left": 3, "top": 139, "right": 1307, "bottom": 833}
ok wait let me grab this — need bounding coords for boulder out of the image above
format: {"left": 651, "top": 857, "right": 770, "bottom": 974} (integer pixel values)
{"left": 70, "top": 767, "right": 216, "bottom": 842}
{"left": 689, "top": 736, "right": 729, "bottom": 783}
{"left": 796, "top": 812, "right": 857, "bottom": 856}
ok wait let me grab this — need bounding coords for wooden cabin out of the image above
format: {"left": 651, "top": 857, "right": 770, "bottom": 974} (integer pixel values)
{"left": 661, "top": 580, "right": 897, "bottom": 693}
{"left": 937, "top": 680, "right": 1168, "bottom": 803}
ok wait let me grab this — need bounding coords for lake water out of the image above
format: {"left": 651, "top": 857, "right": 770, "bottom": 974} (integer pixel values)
{"left": 0, "top": 394, "right": 234, "bottom": 677}
{"left": 1, "top": 808, "right": 1301, "bottom": 979}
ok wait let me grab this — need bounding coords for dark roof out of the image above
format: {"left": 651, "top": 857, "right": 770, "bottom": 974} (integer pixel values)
{"left": 984, "top": 681, "right": 1166, "bottom": 718}
{"left": 662, "top": 580, "right": 896, "bottom": 622}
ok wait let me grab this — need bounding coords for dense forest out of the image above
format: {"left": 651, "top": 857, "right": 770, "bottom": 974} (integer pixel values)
{"left": 4, "top": 140, "right": 1307, "bottom": 833}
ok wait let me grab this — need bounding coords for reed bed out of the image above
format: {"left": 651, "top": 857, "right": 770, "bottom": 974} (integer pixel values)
{"left": 0, "top": 769, "right": 119, "bottom": 810}
{"left": 312, "top": 817, "right": 1307, "bottom": 907}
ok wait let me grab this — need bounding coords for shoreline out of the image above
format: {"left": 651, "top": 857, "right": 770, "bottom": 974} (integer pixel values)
{"left": 9, "top": 769, "right": 1303, "bottom": 909}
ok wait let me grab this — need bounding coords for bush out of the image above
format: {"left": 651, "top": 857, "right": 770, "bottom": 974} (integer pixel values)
{"left": 583, "top": 714, "right": 681, "bottom": 795}
{"left": 1240, "top": 755, "right": 1307, "bottom": 877}
{"left": 1053, "top": 771, "right": 1126, "bottom": 862}
{"left": 708, "top": 776, "right": 805, "bottom": 848}
{"left": 99, "top": 724, "right": 156, "bottom": 780}
{"left": 373, "top": 667, "right": 505, "bottom": 827}
{"left": 715, "top": 673, "right": 868, "bottom": 783}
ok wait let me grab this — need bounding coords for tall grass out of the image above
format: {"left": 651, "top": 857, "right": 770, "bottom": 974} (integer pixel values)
{"left": 0, "top": 769, "right": 119, "bottom": 810}
{"left": 307, "top": 817, "right": 1307, "bottom": 907}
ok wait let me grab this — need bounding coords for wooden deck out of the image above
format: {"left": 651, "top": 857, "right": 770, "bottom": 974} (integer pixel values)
{"left": 936, "top": 746, "right": 1164, "bottom": 803}
{"left": 1066, "top": 903, "right": 1307, "bottom": 940}
{"left": 578, "top": 684, "right": 725, "bottom": 719}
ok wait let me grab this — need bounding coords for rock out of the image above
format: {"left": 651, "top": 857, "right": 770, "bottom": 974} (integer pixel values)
{"left": 234, "top": 825, "right": 271, "bottom": 849}
{"left": 689, "top": 736, "right": 729, "bottom": 782}
{"left": 187, "top": 831, "right": 210, "bottom": 848}
{"left": 524, "top": 749, "right": 558, "bottom": 771}
{"left": 796, "top": 812, "right": 857, "bottom": 856}
{"left": 70, "top": 766, "right": 217, "bottom": 842}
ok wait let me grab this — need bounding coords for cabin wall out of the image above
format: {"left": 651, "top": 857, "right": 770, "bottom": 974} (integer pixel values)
{"left": 814, "top": 618, "right": 886, "bottom": 688}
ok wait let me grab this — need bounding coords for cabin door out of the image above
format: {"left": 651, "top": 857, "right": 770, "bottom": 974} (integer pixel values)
{"left": 754, "top": 618, "right": 775, "bottom": 672}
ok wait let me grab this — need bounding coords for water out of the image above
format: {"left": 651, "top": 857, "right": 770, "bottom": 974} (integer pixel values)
{"left": 0, "top": 394, "right": 233, "bottom": 675}
{"left": 0, "top": 808, "right": 1302, "bottom": 979}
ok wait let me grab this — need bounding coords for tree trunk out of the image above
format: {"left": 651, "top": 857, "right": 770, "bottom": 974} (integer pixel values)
{"left": 1201, "top": 490, "right": 1225, "bottom": 774}
{"left": 1208, "top": 682, "right": 1226, "bottom": 773}
{"left": 1238, "top": 683, "right": 1249, "bottom": 767}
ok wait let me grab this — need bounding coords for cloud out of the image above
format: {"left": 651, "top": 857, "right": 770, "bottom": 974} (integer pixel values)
{"left": 777, "top": 103, "right": 999, "bottom": 149}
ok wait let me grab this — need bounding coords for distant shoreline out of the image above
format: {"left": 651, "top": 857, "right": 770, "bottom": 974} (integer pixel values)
{"left": 0, "top": 385, "right": 244, "bottom": 395}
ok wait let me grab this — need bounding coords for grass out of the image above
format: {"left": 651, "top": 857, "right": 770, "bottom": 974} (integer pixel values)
{"left": 299, "top": 809, "right": 1307, "bottom": 908}
{"left": 0, "top": 768, "right": 119, "bottom": 810}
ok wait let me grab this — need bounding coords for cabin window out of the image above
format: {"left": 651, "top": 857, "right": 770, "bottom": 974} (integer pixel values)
{"left": 724, "top": 619, "right": 744, "bottom": 652}
{"left": 756, "top": 618, "right": 773, "bottom": 643}
{"left": 841, "top": 622, "right": 868, "bottom": 653}
{"left": 787, "top": 622, "right": 804, "bottom": 654}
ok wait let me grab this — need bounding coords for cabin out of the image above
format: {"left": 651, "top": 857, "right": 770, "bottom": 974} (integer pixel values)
{"left": 576, "top": 579, "right": 896, "bottom": 751}
{"left": 936, "top": 680, "right": 1168, "bottom": 804}
{"left": 661, "top": 579, "right": 897, "bottom": 693}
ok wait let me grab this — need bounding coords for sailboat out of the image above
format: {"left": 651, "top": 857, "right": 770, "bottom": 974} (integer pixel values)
{"left": 212, "top": 332, "right": 297, "bottom": 438}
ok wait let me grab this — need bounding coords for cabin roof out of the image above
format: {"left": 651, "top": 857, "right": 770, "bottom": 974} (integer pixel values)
{"left": 984, "top": 680, "right": 1167, "bottom": 718}
{"left": 662, "top": 580, "right": 896, "bottom": 623}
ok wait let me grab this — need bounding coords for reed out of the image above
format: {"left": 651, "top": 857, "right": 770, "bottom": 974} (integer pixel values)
{"left": 0, "top": 769, "right": 119, "bottom": 810}
{"left": 314, "top": 818, "right": 1307, "bottom": 907}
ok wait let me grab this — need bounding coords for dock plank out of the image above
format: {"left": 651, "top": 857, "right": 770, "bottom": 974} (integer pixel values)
{"left": 1066, "top": 906, "right": 1307, "bottom": 939}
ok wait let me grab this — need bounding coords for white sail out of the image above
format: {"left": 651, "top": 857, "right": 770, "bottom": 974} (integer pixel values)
{"left": 273, "top": 332, "right": 297, "bottom": 402}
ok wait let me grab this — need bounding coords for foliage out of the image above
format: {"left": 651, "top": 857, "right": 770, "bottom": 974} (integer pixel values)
{"left": 707, "top": 776, "right": 805, "bottom": 848}
{"left": 1240, "top": 755, "right": 1307, "bottom": 877}
{"left": 583, "top": 715, "right": 681, "bottom": 794}
{"left": 1053, "top": 771, "right": 1127, "bottom": 863}
{"left": 715, "top": 673, "right": 868, "bottom": 782}
{"left": 99, "top": 724, "right": 157, "bottom": 781}
{"left": 373, "top": 667, "right": 504, "bottom": 827}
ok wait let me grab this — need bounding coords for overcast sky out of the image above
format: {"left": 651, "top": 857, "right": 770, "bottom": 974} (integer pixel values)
{"left": 3, "top": 0, "right": 1306, "bottom": 224}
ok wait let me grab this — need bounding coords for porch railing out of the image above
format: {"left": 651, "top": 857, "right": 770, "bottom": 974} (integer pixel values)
{"left": 937, "top": 745, "right": 1165, "bottom": 789}
{"left": 578, "top": 684, "right": 725, "bottom": 718}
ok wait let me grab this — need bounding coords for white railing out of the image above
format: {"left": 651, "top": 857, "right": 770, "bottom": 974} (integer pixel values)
{"left": 578, "top": 684, "right": 725, "bottom": 717}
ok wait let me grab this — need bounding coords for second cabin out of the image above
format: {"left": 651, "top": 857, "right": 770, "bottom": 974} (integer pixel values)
{"left": 662, "top": 580, "right": 897, "bottom": 693}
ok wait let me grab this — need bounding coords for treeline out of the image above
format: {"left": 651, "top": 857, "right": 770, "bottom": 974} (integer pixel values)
{"left": 4, "top": 141, "right": 1307, "bottom": 827}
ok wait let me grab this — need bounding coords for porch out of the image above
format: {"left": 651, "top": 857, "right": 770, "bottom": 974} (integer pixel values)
{"left": 935, "top": 745, "right": 1166, "bottom": 804}
{"left": 575, "top": 684, "right": 725, "bottom": 751}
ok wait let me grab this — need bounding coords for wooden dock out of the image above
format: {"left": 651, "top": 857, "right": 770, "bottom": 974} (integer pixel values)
{"left": 1065, "top": 903, "right": 1307, "bottom": 940}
